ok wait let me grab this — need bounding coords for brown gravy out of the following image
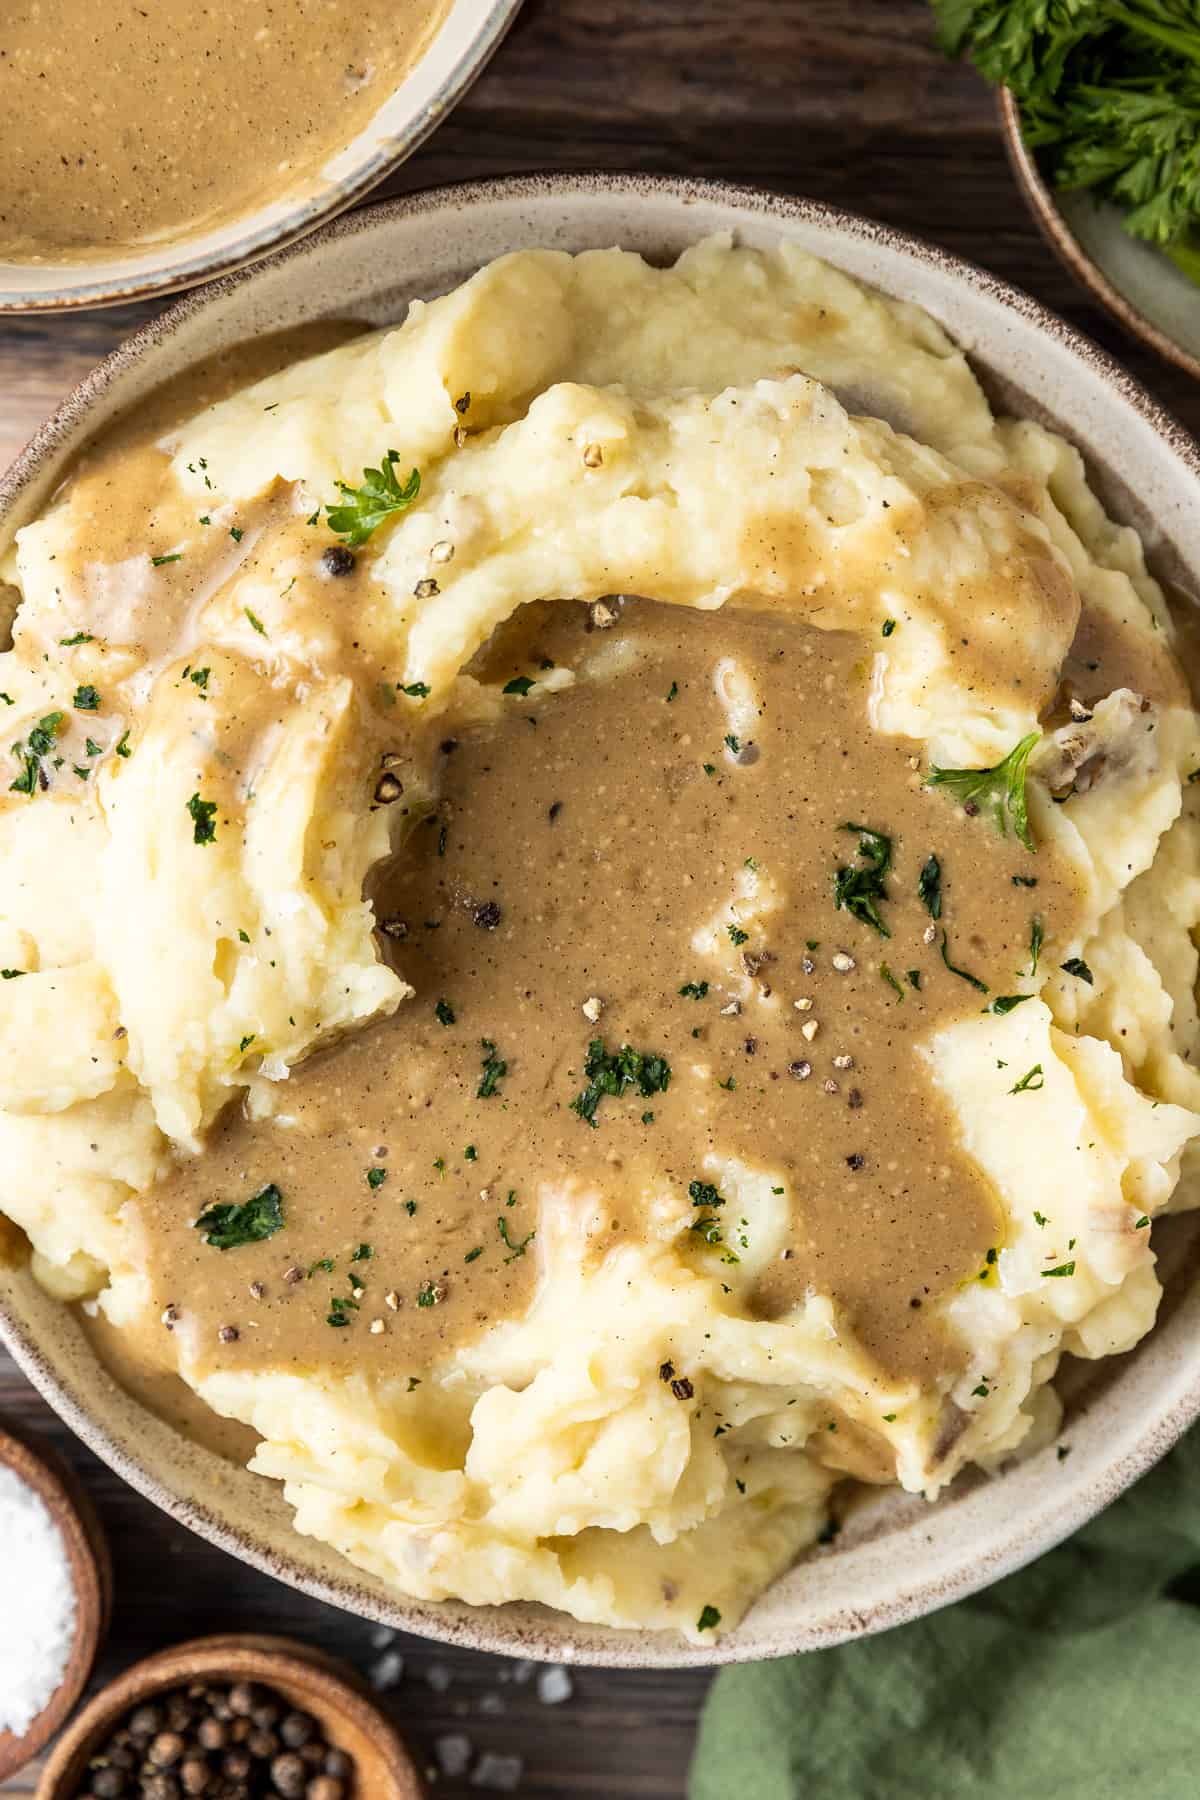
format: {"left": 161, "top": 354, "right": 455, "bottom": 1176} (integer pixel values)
{"left": 0, "top": 0, "right": 447, "bottom": 262}
{"left": 125, "top": 598, "right": 1084, "bottom": 1394}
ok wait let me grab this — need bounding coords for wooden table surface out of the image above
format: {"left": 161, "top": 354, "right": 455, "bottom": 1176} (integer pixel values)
{"left": 2, "top": 3, "right": 1198, "bottom": 1795}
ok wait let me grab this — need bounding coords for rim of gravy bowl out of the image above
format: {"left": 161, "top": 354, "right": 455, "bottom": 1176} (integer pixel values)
{"left": 2, "top": 175, "right": 1200, "bottom": 1669}
{"left": 0, "top": 0, "right": 522, "bottom": 314}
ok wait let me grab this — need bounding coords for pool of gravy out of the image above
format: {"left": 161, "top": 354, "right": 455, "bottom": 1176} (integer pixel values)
{"left": 0, "top": 0, "right": 448, "bottom": 261}
{"left": 124, "top": 598, "right": 1086, "bottom": 1403}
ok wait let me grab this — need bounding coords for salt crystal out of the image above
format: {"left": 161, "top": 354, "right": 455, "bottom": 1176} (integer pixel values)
{"left": 510, "top": 1659, "right": 535, "bottom": 1685}
{"left": 370, "top": 1625, "right": 396, "bottom": 1649}
{"left": 479, "top": 1690, "right": 506, "bottom": 1715}
{"left": 0, "top": 1464, "right": 76, "bottom": 1735}
{"left": 537, "top": 1665, "right": 573, "bottom": 1705}
{"left": 427, "top": 1660, "right": 453, "bottom": 1693}
{"left": 369, "top": 1648, "right": 405, "bottom": 1690}
{"left": 471, "top": 1751, "right": 524, "bottom": 1791}
{"left": 436, "top": 1733, "right": 473, "bottom": 1777}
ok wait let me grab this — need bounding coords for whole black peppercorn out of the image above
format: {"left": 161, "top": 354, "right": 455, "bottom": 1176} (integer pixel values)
{"left": 298, "top": 1741, "right": 326, "bottom": 1769}
{"left": 148, "top": 1732, "right": 186, "bottom": 1769}
{"left": 230, "top": 1718, "right": 252, "bottom": 1745}
{"left": 222, "top": 1749, "right": 252, "bottom": 1781}
{"left": 197, "top": 1719, "right": 227, "bottom": 1753}
{"left": 279, "top": 1713, "right": 315, "bottom": 1750}
{"left": 248, "top": 1729, "right": 280, "bottom": 1760}
{"left": 320, "top": 545, "right": 356, "bottom": 578}
{"left": 179, "top": 1758, "right": 211, "bottom": 1796}
{"left": 472, "top": 899, "right": 502, "bottom": 930}
{"left": 251, "top": 1700, "right": 281, "bottom": 1731}
{"left": 270, "top": 1751, "right": 307, "bottom": 1798}
{"left": 89, "top": 1767, "right": 127, "bottom": 1798}
{"left": 142, "top": 1776, "right": 181, "bottom": 1800}
{"left": 228, "top": 1683, "right": 257, "bottom": 1718}
{"left": 128, "top": 1704, "right": 162, "bottom": 1740}
{"left": 323, "top": 1750, "right": 352, "bottom": 1779}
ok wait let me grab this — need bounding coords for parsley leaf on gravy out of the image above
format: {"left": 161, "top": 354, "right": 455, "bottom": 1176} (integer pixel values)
{"left": 927, "top": 731, "right": 1040, "bottom": 852}
{"left": 194, "top": 1183, "right": 284, "bottom": 1250}
{"left": 326, "top": 452, "right": 421, "bottom": 547}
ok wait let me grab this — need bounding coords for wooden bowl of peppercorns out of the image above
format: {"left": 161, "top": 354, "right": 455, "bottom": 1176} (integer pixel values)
{"left": 36, "top": 1634, "right": 424, "bottom": 1800}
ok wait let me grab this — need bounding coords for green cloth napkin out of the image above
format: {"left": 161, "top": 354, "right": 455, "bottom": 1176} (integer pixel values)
{"left": 691, "top": 1432, "right": 1200, "bottom": 1799}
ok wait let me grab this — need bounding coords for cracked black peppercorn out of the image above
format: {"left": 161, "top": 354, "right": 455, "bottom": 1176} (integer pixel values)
{"left": 320, "top": 545, "right": 356, "bottom": 578}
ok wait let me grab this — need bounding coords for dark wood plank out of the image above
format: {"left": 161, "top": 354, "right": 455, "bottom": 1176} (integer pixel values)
{"left": 0, "top": 3, "right": 1196, "bottom": 1795}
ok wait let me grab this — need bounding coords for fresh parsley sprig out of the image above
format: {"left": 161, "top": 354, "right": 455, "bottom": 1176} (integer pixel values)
{"left": 932, "top": 0, "right": 1200, "bottom": 275}
{"left": 326, "top": 452, "right": 421, "bottom": 546}
{"left": 927, "top": 731, "right": 1040, "bottom": 852}
{"left": 833, "top": 823, "right": 893, "bottom": 937}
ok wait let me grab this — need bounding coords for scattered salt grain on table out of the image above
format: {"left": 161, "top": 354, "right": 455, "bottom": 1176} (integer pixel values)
{"left": 0, "top": 1462, "right": 76, "bottom": 1735}
{"left": 436, "top": 1733, "right": 474, "bottom": 1777}
{"left": 537, "top": 1665, "right": 573, "bottom": 1705}
{"left": 471, "top": 1751, "right": 524, "bottom": 1791}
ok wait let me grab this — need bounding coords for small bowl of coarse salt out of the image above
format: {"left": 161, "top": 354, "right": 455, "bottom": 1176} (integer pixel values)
{"left": 0, "top": 1419, "right": 111, "bottom": 1782}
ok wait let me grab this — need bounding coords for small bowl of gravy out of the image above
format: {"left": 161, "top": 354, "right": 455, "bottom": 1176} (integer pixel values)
{"left": 0, "top": 0, "right": 522, "bottom": 312}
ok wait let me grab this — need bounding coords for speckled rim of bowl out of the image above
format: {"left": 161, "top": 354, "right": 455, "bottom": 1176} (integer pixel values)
{"left": 2, "top": 173, "right": 1200, "bottom": 1671}
{"left": 0, "top": 0, "right": 522, "bottom": 314}
{"left": 998, "top": 86, "right": 1200, "bottom": 383}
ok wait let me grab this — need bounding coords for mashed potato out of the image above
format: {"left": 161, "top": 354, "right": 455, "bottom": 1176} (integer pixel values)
{"left": 1, "top": 237, "right": 1198, "bottom": 1642}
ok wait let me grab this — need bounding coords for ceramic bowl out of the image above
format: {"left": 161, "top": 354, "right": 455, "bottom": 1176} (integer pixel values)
{"left": 1000, "top": 88, "right": 1200, "bottom": 381}
{"left": 2, "top": 174, "right": 1200, "bottom": 1670}
{"left": 0, "top": 0, "right": 522, "bottom": 314}
{"left": 37, "top": 1635, "right": 425, "bottom": 1798}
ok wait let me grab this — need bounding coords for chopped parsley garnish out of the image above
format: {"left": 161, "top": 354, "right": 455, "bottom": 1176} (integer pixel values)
{"left": 465, "top": 1246, "right": 484, "bottom": 1263}
{"left": 918, "top": 852, "right": 942, "bottom": 920}
{"left": 238, "top": 1034, "right": 255, "bottom": 1052}
{"left": 703, "top": 762, "right": 716, "bottom": 776}
{"left": 667, "top": 681, "right": 679, "bottom": 702}
{"left": 366, "top": 1167, "right": 387, "bottom": 1190}
{"left": 115, "top": 730, "right": 131, "bottom": 758}
{"left": 1042, "top": 1261, "right": 1076, "bottom": 1278}
{"left": 1026, "top": 916, "right": 1044, "bottom": 978}
{"left": 1012, "top": 874, "right": 1038, "bottom": 888}
{"left": 718, "top": 1074, "right": 737, "bottom": 1091}
{"left": 229, "top": 526, "right": 244, "bottom": 543}
{"left": 679, "top": 980, "right": 709, "bottom": 999}
{"left": 834, "top": 823, "right": 893, "bottom": 936}
{"left": 697, "top": 1605, "right": 721, "bottom": 1632}
{"left": 327, "top": 1294, "right": 358, "bottom": 1327}
{"left": 326, "top": 452, "right": 421, "bottom": 546}
{"left": 245, "top": 608, "right": 267, "bottom": 636}
{"left": 1010, "top": 1064, "right": 1045, "bottom": 1094}
{"left": 477, "top": 1037, "right": 508, "bottom": 1099}
{"left": 10, "top": 711, "right": 64, "bottom": 795}
{"left": 1135, "top": 1215, "right": 1150, "bottom": 1229}
{"left": 59, "top": 631, "right": 93, "bottom": 646}
{"left": 85, "top": 738, "right": 101, "bottom": 757}
{"left": 881, "top": 963, "right": 905, "bottom": 1001}
{"left": 464, "top": 1144, "right": 477, "bottom": 1162}
{"left": 188, "top": 667, "right": 210, "bottom": 692}
{"left": 308, "top": 1257, "right": 335, "bottom": 1276}
{"left": 727, "top": 924, "right": 750, "bottom": 947}
{"left": 503, "top": 675, "right": 535, "bottom": 696}
{"left": 351, "top": 1242, "right": 373, "bottom": 1261}
{"left": 0, "top": 969, "right": 25, "bottom": 979}
{"left": 1061, "top": 957, "right": 1094, "bottom": 984}
{"left": 194, "top": 1183, "right": 284, "bottom": 1250}
{"left": 1034, "top": 1210, "right": 1049, "bottom": 1228}
{"left": 988, "top": 994, "right": 1033, "bottom": 1015}
{"left": 939, "top": 930, "right": 988, "bottom": 994}
{"left": 724, "top": 733, "right": 740, "bottom": 753}
{"left": 416, "top": 1281, "right": 441, "bottom": 1308}
{"left": 972, "top": 1381, "right": 991, "bottom": 1399}
{"left": 404, "top": 1199, "right": 417, "bottom": 1217}
{"left": 72, "top": 684, "right": 100, "bottom": 712}
{"left": 401, "top": 681, "right": 430, "bottom": 699}
{"left": 0, "top": 694, "right": 11, "bottom": 706}
{"left": 688, "top": 1180, "right": 726, "bottom": 1209}
{"left": 151, "top": 553, "right": 182, "bottom": 567}
{"left": 435, "top": 998, "right": 456, "bottom": 1026}
{"left": 498, "top": 1216, "right": 535, "bottom": 1261}
{"left": 187, "top": 792, "right": 218, "bottom": 845}
{"left": 571, "top": 1038, "right": 671, "bottom": 1127}
{"left": 882, "top": 618, "right": 897, "bottom": 637}
{"left": 927, "top": 731, "right": 1040, "bottom": 852}
{"left": 907, "top": 968, "right": 922, "bottom": 989}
